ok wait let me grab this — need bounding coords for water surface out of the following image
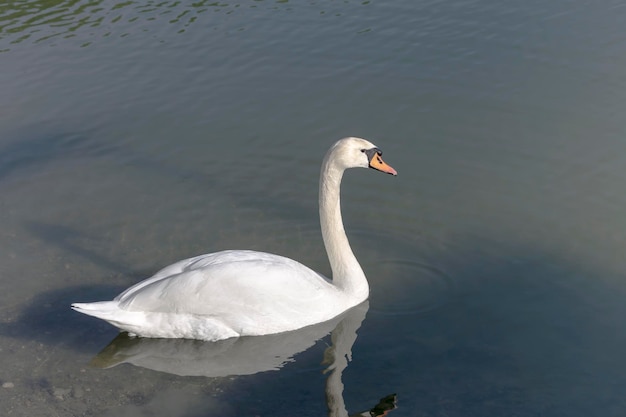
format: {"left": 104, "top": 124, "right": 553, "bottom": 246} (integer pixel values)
{"left": 1, "top": 1, "right": 626, "bottom": 416}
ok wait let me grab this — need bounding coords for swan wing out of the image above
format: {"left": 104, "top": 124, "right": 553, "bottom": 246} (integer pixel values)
{"left": 115, "top": 250, "right": 341, "bottom": 334}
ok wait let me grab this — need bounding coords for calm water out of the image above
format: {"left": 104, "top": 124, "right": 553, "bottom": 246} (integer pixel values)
{"left": 2, "top": 1, "right": 626, "bottom": 416}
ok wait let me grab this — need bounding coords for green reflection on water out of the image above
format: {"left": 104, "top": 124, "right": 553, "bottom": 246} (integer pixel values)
{"left": 0, "top": 0, "right": 369, "bottom": 51}
{"left": 0, "top": 0, "right": 234, "bottom": 50}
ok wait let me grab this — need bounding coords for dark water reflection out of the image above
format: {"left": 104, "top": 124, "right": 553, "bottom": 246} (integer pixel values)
{"left": 358, "top": 241, "right": 626, "bottom": 417}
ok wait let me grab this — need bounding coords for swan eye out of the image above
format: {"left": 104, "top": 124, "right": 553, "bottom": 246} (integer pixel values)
{"left": 363, "top": 147, "right": 382, "bottom": 161}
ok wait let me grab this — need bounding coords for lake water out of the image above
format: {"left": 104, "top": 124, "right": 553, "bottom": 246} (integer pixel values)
{"left": 2, "top": 0, "right": 626, "bottom": 416}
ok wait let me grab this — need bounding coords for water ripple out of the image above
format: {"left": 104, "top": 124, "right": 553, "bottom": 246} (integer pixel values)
{"left": 0, "top": 0, "right": 226, "bottom": 50}
{"left": 369, "top": 258, "right": 457, "bottom": 316}
{"left": 0, "top": 0, "right": 373, "bottom": 51}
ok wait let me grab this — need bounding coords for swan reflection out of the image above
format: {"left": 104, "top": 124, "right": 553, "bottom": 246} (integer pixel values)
{"left": 91, "top": 301, "right": 396, "bottom": 416}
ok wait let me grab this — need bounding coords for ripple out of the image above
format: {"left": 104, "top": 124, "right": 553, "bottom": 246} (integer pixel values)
{"left": 282, "top": 227, "right": 454, "bottom": 314}
{"left": 201, "top": 218, "right": 455, "bottom": 317}
{"left": 0, "top": 0, "right": 223, "bottom": 50}
{"left": 0, "top": 0, "right": 372, "bottom": 51}
{"left": 368, "top": 259, "right": 456, "bottom": 316}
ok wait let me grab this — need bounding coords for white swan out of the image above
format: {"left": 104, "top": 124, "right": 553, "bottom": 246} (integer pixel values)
{"left": 71, "top": 137, "right": 397, "bottom": 341}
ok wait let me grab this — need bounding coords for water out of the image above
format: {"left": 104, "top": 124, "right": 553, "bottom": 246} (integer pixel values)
{"left": 2, "top": 0, "right": 626, "bottom": 415}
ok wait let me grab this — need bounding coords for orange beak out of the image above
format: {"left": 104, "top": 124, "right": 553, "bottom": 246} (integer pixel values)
{"left": 368, "top": 151, "right": 398, "bottom": 176}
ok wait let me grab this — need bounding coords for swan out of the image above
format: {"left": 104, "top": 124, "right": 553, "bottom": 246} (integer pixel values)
{"left": 71, "top": 137, "right": 397, "bottom": 341}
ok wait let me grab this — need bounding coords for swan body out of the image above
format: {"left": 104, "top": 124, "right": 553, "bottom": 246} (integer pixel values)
{"left": 72, "top": 137, "right": 397, "bottom": 341}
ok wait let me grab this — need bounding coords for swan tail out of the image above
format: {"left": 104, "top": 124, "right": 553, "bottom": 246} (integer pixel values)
{"left": 71, "top": 301, "right": 239, "bottom": 340}
{"left": 71, "top": 301, "right": 145, "bottom": 334}
{"left": 71, "top": 301, "right": 119, "bottom": 318}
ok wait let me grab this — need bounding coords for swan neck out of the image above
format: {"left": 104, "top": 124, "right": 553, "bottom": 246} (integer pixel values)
{"left": 319, "top": 155, "right": 368, "bottom": 300}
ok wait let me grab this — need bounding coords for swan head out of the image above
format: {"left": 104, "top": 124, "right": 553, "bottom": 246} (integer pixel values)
{"left": 327, "top": 137, "right": 397, "bottom": 176}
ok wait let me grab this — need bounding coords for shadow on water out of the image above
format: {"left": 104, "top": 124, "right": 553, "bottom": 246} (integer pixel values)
{"left": 0, "top": 127, "right": 191, "bottom": 183}
{"left": 0, "top": 284, "right": 126, "bottom": 352}
{"left": 0, "top": 129, "right": 109, "bottom": 181}
{"left": 23, "top": 221, "right": 134, "bottom": 276}
{"left": 1, "top": 221, "right": 150, "bottom": 350}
